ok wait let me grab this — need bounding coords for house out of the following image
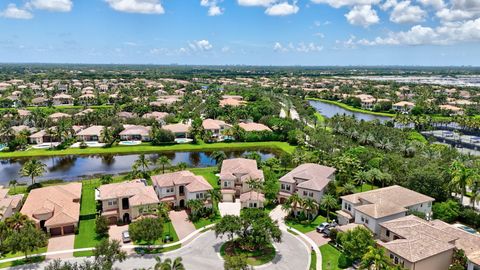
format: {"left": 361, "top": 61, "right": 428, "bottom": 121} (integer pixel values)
{"left": 202, "top": 119, "right": 231, "bottom": 140}
{"left": 439, "top": 104, "right": 464, "bottom": 115}
{"left": 278, "top": 163, "right": 336, "bottom": 204}
{"left": 337, "top": 185, "right": 434, "bottom": 235}
{"left": 219, "top": 158, "right": 264, "bottom": 207}
{"left": 76, "top": 125, "right": 104, "bottom": 142}
{"left": 52, "top": 94, "right": 73, "bottom": 106}
{"left": 31, "top": 97, "right": 48, "bottom": 107}
{"left": 29, "top": 129, "right": 56, "bottom": 144}
{"left": 220, "top": 98, "right": 245, "bottom": 107}
{"left": 142, "top": 112, "right": 169, "bottom": 123}
{"left": 355, "top": 94, "right": 376, "bottom": 109}
{"left": 0, "top": 187, "right": 24, "bottom": 221}
{"left": 96, "top": 180, "right": 160, "bottom": 224}
{"left": 240, "top": 191, "right": 265, "bottom": 208}
{"left": 163, "top": 123, "right": 190, "bottom": 139}
{"left": 393, "top": 101, "right": 415, "bottom": 113}
{"left": 78, "top": 94, "right": 96, "bottom": 105}
{"left": 20, "top": 183, "right": 82, "bottom": 236}
{"left": 48, "top": 112, "right": 71, "bottom": 122}
{"left": 151, "top": 171, "right": 213, "bottom": 208}
{"left": 117, "top": 111, "right": 136, "bottom": 119}
{"left": 119, "top": 125, "right": 151, "bottom": 141}
{"left": 238, "top": 122, "right": 271, "bottom": 132}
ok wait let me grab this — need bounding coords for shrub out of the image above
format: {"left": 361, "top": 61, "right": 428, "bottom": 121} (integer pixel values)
{"left": 95, "top": 215, "right": 109, "bottom": 237}
{"left": 79, "top": 141, "right": 88, "bottom": 149}
{"left": 26, "top": 183, "right": 43, "bottom": 192}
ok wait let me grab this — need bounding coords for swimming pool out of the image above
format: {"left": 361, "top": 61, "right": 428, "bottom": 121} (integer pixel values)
{"left": 175, "top": 138, "right": 193, "bottom": 144}
{"left": 119, "top": 141, "right": 142, "bottom": 146}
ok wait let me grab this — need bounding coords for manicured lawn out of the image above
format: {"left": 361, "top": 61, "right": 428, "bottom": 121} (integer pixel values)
{"left": 310, "top": 250, "right": 317, "bottom": 270}
{"left": 0, "top": 247, "right": 47, "bottom": 260}
{"left": 0, "top": 141, "right": 295, "bottom": 158}
{"left": 134, "top": 243, "right": 182, "bottom": 255}
{"left": 0, "top": 255, "right": 45, "bottom": 269}
{"left": 320, "top": 244, "right": 351, "bottom": 270}
{"left": 220, "top": 241, "right": 276, "bottom": 266}
{"left": 134, "top": 221, "right": 179, "bottom": 245}
{"left": 189, "top": 167, "right": 219, "bottom": 188}
{"left": 74, "top": 219, "right": 105, "bottom": 250}
{"left": 286, "top": 215, "right": 327, "bottom": 233}
{"left": 355, "top": 184, "right": 378, "bottom": 193}
{"left": 73, "top": 250, "right": 94, "bottom": 257}
{"left": 193, "top": 215, "right": 221, "bottom": 229}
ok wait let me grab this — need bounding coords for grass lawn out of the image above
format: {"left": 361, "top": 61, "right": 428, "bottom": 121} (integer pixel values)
{"left": 310, "top": 251, "right": 317, "bottom": 270}
{"left": 134, "top": 221, "right": 179, "bottom": 245}
{"left": 320, "top": 244, "right": 352, "bottom": 270}
{"left": 189, "top": 167, "right": 219, "bottom": 188}
{"left": 0, "top": 141, "right": 295, "bottom": 158}
{"left": 0, "top": 255, "right": 45, "bottom": 269}
{"left": 220, "top": 241, "right": 276, "bottom": 266}
{"left": 73, "top": 250, "right": 94, "bottom": 258}
{"left": 286, "top": 215, "right": 327, "bottom": 233}
{"left": 355, "top": 184, "right": 379, "bottom": 193}
{"left": 134, "top": 243, "right": 182, "bottom": 255}
{"left": 193, "top": 215, "right": 221, "bottom": 229}
{"left": 0, "top": 247, "right": 47, "bottom": 260}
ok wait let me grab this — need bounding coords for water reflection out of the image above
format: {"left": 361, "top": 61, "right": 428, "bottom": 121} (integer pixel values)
{"left": 309, "top": 100, "right": 392, "bottom": 122}
{"left": 0, "top": 149, "right": 278, "bottom": 185}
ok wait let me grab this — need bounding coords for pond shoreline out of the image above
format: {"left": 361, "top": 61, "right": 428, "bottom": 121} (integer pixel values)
{"left": 306, "top": 98, "right": 395, "bottom": 117}
{"left": 0, "top": 141, "right": 295, "bottom": 159}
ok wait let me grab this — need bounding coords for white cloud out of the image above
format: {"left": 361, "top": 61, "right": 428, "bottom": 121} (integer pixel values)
{"left": 273, "top": 41, "right": 323, "bottom": 52}
{"left": 417, "top": 0, "right": 444, "bottom": 10}
{"left": 192, "top": 40, "right": 213, "bottom": 51}
{"left": 345, "top": 5, "right": 379, "bottom": 27}
{"left": 265, "top": 2, "right": 299, "bottom": 16}
{"left": 357, "top": 18, "right": 480, "bottom": 46}
{"left": 221, "top": 46, "right": 231, "bottom": 52}
{"left": 0, "top": 4, "right": 33, "bottom": 19}
{"left": 389, "top": 1, "right": 426, "bottom": 23}
{"left": 310, "top": 0, "right": 380, "bottom": 8}
{"left": 201, "top": 0, "right": 224, "bottom": 16}
{"left": 27, "top": 0, "right": 73, "bottom": 12}
{"left": 238, "top": 0, "right": 277, "bottom": 7}
{"left": 105, "top": 0, "right": 165, "bottom": 14}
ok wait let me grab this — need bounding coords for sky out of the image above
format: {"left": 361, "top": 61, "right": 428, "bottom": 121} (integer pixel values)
{"left": 0, "top": 0, "right": 479, "bottom": 66}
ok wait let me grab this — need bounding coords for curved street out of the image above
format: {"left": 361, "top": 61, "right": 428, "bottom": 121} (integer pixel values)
{"left": 10, "top": 229, "right": 309, "bottom": 270}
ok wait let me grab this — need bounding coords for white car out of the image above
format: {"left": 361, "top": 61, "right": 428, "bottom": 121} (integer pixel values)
{"left": 122, "top": 231, "right": 131, "bottom": 243}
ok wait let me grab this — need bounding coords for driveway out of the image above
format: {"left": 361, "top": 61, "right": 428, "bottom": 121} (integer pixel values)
{"left": 109, "top": 224, "right": 129, "bottom": 245}
{"left": 305, "top": 231, "right": 331, "bottom": 246}
{"left": 46, "top": 234, "right": 75, "bottom": 259}
{"left": 218, "top": 200, "right": 241, "bottom": 217}
{"left": 13, "top": 230, "right": 310, "bottom": 270}
{"left": 169, "top": 210, "right": 196, "bottom": 240}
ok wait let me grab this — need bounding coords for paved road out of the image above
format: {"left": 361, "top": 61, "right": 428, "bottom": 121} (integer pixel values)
{"left": 11, "top": 230, "right": 309, "bottom": 270}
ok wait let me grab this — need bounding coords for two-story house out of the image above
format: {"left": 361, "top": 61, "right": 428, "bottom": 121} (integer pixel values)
{"left": 202, "top": 119, "right": 232, "bottom": 141}
{"left": 151, "top": 171, "right": 213, "bottom": 208}
{"left": 96, "top": 180, "right": 160, "bottom": 224}
{"left": 337, "top": 185, "right": 434, "bottom": 236}
{"left": 278, "top": 163, "right": 336, "bottom": 205}
{"left": 0, "top": 187, "right": 24, "bottom": 221}
{"left": 219, "top": 158, "right": 265, "bottom": 208}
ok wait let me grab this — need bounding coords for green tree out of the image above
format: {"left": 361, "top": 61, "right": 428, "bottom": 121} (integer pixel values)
{"left": 210, "top": 150, "right": 227, "bottom": 164}
{"left": 302, "top": 198, "right": 319, "bottom": 221}
{"left": 320, "top": 194, "right": 338, "bottom": 222}
{"left": 20, "top": 159, "right": 46, "bottom": 185}
{"left": 8, "top": 179, "right": 18, "bottom": 194}
{"left": 154, "top": 256, "right": 185, "bottom": 270}
{"left": 432, "top": 200, "right": 461, "bottom": 223}
{"left": 157, "top": 156, "right": 171, "bottom": 174}
{"left": 95, "top": 215, "right": 109, "bottom": 237}
{"left": 282, "top": 193, "right": 303, "bottom": 215}
{"left": 100, "top": 175, "right": 113, "bottom": 185}
{"left": 5, "top": 213, "right": 34, "bottom": 231}
{"left": 7, "top": 225, "right": 48, "bottom": 259}
{"left": 93, "top": 239, "right": 127, "bottom": 270}
{"left": 134, "top": 154, "right": 152, "bottom": 174}
{"left": 360, "top": 246, "right": 390, "bottom": 270}
{"left": 186, "top": 199, "right": 205, "bottom": 222}
{"left": 449, "top": 160, "right": 474, "bottom": 204}
{"left": 176, "top": 162, "right": 188, "bottom": 171}
{"left": 129, "top": 217, "right": 164, "bottom": 247}
{"left": 337, "top": 226, "right": 375, "bottom": 261}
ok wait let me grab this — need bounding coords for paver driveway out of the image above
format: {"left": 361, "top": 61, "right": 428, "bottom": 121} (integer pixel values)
{"left": 305, "top": 230, "right": 331, "bottom": 246}
{"left": 109, "top": 224, "right": 129, "bottom": 245}
{"left": 46, "top": 234, "right": 75, "bottom": 259}
{"left": 169, "top": 210, "right": 196, "bottom": 240}
{"left": 218, "top": 200, "right": 241, "bottom": 216}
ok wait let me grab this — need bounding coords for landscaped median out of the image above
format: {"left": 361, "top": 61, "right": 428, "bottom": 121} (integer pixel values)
{"left": 0, "top": 141, "right": 295, "bottom": 158}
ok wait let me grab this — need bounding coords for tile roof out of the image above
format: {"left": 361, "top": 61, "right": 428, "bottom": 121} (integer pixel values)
{"left": 280, "top": 163, "right": 335, "bottom": 192}
{"left": 98, "top": 180, "right": 159, "bottom": 207}
{"left": 240, "top": 191, "right": 265, "bottom": 202}
{"left": 152, "top": 171, "right": 213, "bottom": 193}
{"left": 220, "top": 158, "right": 264, "bottom": 182}
{"left": 163, "top": 123, "right": 190, "bottom": 133}
{"left": 238, "top": 122, "right": 271, "bottom": 132}
{"left": 341, "top": 185, "right": 434, "bottom": 207}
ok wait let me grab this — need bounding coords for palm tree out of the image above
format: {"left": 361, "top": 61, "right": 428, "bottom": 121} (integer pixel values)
{"left": 354, "top": 171, "right": 368, "bottom": 192}
{"left": 449, "top": 160, "right": 474, "bottom": 204}
{"left": 209, "top": 150, "right": 227, "bottom": 165}
{"left": 8, "top": 179, "right": 18, "bottom": 193}
{"left": 360, "top": 246, "right": 390, "bottom": 270}
{"left": 176, "top": 162, "right": 188, "bottom": 171}
{"left": 157, "top": 155, "right": 171, "bottom": 174}
{"left": 156, "top": 202, "right": 171, "bottom": 221}
{"left": 302, "top": 198, "right": 319, "bottom": 221}
{"left": 320, "top": 194, "right": 338, "bottom": 222}
{"left": 5, "top": 213, "right": 33, "bottom": 231}
{"left": 186, "top": 199, "right": 204, "bottom": 218}
{"left": 283, "top": 193, "right": 303, "bottom": 215}
{"left": 339, "top": 182, "right": 356, "bottom": 195}
{"left": 207, "top": 189, "right": 221, "bottom": 204}
{"left": 470, "top": 178, "right": 480, "bottom": 208}
{"left": 134, "top": 154, "right": 151, "bottom": 174}
{"left": 246, "top": 178, "right": 263, "bottom": 201}
{"left": 154, "top": 256, "right": 185, "bottom": 270}
{"left": 244, "top": 152, "right": 261, "bottom": 166}
{"left": 20, "top": 159, "right": 46, "bottom": 185}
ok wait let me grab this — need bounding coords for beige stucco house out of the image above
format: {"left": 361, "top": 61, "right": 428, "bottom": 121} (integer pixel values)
{"left": 0, "top": 187, "right": 24, "bottom": 221}
{"left": 96, "top": 180, "right": 159, "bottom": 224}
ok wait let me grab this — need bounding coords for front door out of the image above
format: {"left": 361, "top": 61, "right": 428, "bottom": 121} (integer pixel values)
{"left": 179, "top": 199, "right": 185, "bottom": 208}
{"left": 123, "top": 213, "right": 130, "bottom": 224}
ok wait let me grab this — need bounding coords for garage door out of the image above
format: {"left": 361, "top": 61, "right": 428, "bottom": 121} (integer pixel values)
{"left": 50, "top": 227, "right": 62, "bottom": 236}
{"left": 63, "top": 225, "right": 75, "bottom": 234}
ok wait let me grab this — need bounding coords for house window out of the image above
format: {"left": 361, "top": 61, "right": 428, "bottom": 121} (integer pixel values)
{"left": 394, "top": 257, "right": 399, "bottom": 264}
{"left": 303, "top": 191, "right": 307, "bottom": 196}
{"left": 108, "top": 200, "right": 117, "bottom": 206}
{"left": 386, "top": 230, "right": 390, "bottom": 237}
{"left": 309, "top": 192, "right": 314, "bottom": 197}
{"left": 224, "top": 181, "right": 228, "bottom": 187}
{"left": 365, "top": 218, "right": 369, "bottom": 224}
{"left": 420, "top": 203, "right": 423, "bottom": 207}
{"left": 348, "top": 205, "right": 351, "bottom": 211}
{"left": 344, "top": 203, "right": 348, "bottom": 209}
{"left": 196, "top": 193, "right": 204, "bottom": 199}
{"left": 281, "top": 184, "right": 285, "bottom": 190}
{"left": 361, "top": 217, "right": 365, "bottom": 222}
{"left": 286, "top": 185, "right": 291, "bottom": 191}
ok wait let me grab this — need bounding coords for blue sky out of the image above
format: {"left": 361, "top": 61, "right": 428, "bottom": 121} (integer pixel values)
{"left": 0, "top": 0, "right": 479, "bottom": 65}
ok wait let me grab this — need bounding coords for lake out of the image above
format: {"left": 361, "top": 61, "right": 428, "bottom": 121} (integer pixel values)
{"left": 0, "top": 149, "right": 278, "bottom": 185}
{"left": 309, "top": 100, "right": 392, "bottom": 122}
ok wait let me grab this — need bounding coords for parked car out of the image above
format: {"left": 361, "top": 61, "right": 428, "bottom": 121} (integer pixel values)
{"left": 122, "top": 231, "right": 131, "bottom": 243}
{"left": 316, "top": 222, "right": 330, "bottom": 233}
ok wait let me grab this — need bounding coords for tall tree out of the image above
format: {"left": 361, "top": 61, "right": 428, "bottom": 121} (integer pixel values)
{"left": 449, "top": 160, "right": 474, "bottom": 205}
{"left": 360, "top": 246, "right": 391, "bottom": 270}
{"left": 93, "top": 239, "right": 127, "bottom": 270}
{"left": 157, "top": 156, "right": 171, "bottom": 174}
{"left": 129, "top": 218, "right": 164, "bottom": 247}
{"left": 154, "top": 256, "right": 185, "bottom": 270}
{"left": 134, "top": 154, "right": 152, "bottom": 174}
{"left": 20, "top": 159, "right": 46, "bottom": 185}
{"left": 320, "top": 194, "right": 338, "bottom": 222}
{"left": 6, "top": 225, "right": 48, "bottom": 259}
